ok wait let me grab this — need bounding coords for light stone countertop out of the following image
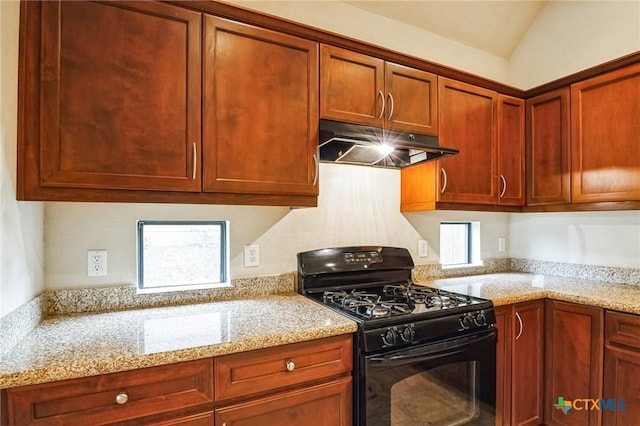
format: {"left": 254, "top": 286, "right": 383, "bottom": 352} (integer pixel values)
{"left": 0, "top": 294, "right": 357, "bottom": 389}
{"left": 420, "top": 272, "right": 640, "bottom": 314}
{"left": 3, "top": 273, "right": 640, "bottom": 390}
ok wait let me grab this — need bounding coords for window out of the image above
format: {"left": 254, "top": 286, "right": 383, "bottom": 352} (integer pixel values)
{"left": 440, "top": 221, "right": 481, "bottom": 267}
{"left": 137, "top": 220, "right": 229, "bottom": 293}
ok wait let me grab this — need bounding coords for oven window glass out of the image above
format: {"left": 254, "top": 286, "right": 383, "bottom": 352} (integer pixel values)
{"left": 390, "top": 362, "right": 489, "bottom": 425}
{"left": 366, "top": 357, "right": 495, "bottom": 426}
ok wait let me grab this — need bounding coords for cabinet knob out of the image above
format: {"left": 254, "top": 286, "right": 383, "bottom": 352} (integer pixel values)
{"left": 285, "top": 360, "right": 296, "bottom": 371}
{"left": 115, "top": 391, "right": 129, "bottom": 405}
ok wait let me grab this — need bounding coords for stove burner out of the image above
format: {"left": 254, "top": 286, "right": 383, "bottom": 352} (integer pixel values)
{"left": 323, "top": 289, "right": 413, "bottom": 319}
{"left": 321, "top": 283, "right": 477, "bottom": 320}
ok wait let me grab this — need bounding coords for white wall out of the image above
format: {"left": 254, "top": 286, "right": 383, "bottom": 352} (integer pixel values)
{"left": 510, "top": 0, "right": 640, "bottom": 88}
{"left": 510, "top": 211, "right": 640, "bottom": 269}
{"left": 45, "top": 164, "right": 510, "bottom": 289}
{"left": 228, "top": 0, "right": 510, "bottom": 84}
{"left": 1, "top": 0, "right": 44, "bottom": 318}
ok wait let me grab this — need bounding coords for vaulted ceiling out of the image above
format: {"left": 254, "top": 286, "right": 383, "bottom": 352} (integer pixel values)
{"left": 343, "top": 1, "right": 548, "bottom": 59}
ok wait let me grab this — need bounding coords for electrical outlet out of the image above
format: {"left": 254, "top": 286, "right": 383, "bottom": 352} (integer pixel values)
{"left": 244, "top": 244, "right": 260, "bottom": 267}
{"left": 418, "top": 240, "right": 429, "bottom": 258}
{"left": 88, "top": 250, "right": 107, "bottom": 276}
{"left": 498, "top": 237, "right": 506, "bottom": 252}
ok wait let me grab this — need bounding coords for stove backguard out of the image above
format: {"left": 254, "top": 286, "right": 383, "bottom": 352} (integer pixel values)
{"left": 297, "top": 246, "right": 414, "bottom": 296}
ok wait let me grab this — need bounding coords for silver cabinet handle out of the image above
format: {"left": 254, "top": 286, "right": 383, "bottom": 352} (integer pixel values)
{"left": 387, "top": 93, "right": 395, "bottom": 120}
{"left": 515, "top": 312, "right": 523, "bottom": 340}
{"left": 115, "top": 391, "right": 128, "bottom": 405}
{"left": 192, "top": 142, "right": 197, "bottom": 180}
{"left": 500, "top": 174, "right": 507, "bottom": 198}
{"left": 312, "top": 154, "right": 319, "bottom": 186}
{"left": 440, "top": 168, "right": 448, "bottom": 194}
{"left": 285, "top": 360, "right": 296, "bottom": 371}
{"left": 378, "top": 90, "right": 385, "bottom": 119}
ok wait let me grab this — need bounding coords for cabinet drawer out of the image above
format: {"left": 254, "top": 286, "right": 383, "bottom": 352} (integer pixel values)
{"left": 215, "top": 377, "right": 351, "bottom": 426}
{"left": 215, "top": 335, "right": 352, "bottom": 402}
{"left": 5, "top": 359, "right": 213, "bottom": 425}
{"left": 606, "top": 310, "right": 640, "bottom": 350}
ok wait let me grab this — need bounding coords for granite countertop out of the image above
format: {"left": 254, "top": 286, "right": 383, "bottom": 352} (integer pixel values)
{"left": 3, "top": 272, "right": 640, "bottom": 390}
{"left": 0, "top": 294, "right": 357, "bottom": 389}
{"left": 420, "top": 272, "right": 640, "bottom": 314}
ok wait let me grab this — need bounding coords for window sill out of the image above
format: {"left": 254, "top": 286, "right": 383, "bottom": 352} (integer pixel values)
{"left": 440, "top": 261, "right": 484, "bottom": 270}
{"left": 136, "top": 281, "right": 232, "bottom": 295}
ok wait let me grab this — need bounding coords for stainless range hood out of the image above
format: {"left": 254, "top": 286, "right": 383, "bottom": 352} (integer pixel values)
{"left": 319, "top": 119, "right": 459, "bottom": 168}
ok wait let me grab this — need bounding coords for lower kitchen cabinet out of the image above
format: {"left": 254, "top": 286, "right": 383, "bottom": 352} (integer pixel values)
{"left": 1, "top": 335, "right": 353, "bottom": 426}
{"left": 603, "top": 311, "right": 640, "bottom": 425}
{"left": 2, "top": 359, "right": 214, "bottom": 425}
{"left": 214, "top": 334, "right": 352, "bottom": 425}
{"left": 495, "top": 300, "right": 545, "bottom": 426}
{"left": 544, "top": 300, "right": 604, "bottom": 426}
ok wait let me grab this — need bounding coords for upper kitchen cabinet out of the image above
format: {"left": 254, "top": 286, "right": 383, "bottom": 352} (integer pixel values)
{"left": 401, "top": 82, "right": 524, "bottom": 211}
{"left": 437, "top": 77, "right": 498, "bottom": 204}
{"left": 525, "top": 88, "right": 571, "bottom": 206}
{"left": 18, "top": 1, "right": 319, "bottom": 206}
{"left": 22, "top": 1, "right": 202, "bottom": 193}
{"left": 497, "top": 95, "right": 526, "bottom": 206}
{"left": 203, "top": 17, "right": 319, "bottom": 197}
{"left": 320, "top": 45, "right": 438, "bottom": 135}
{"left": 570, "top": 63, "right": 640, "bottom": 203}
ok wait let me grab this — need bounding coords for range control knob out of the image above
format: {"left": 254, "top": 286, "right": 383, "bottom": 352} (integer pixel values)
{"left": 459, "top": 314, "right": 473, "bottom": 330}
{"left": 400, "top": 324, "right": 415, "bottom": 343}
{"left": 382, "top": 327, "right": 398, "bottom": 346}
{"left": 474, "top": 311, "right": 487, "bottom": 326}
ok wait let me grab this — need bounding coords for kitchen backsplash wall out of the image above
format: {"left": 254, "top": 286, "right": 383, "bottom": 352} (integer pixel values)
{"left": 44, "top": 163, "right": 511, "bottom": 289}
{"left": 510, "top": 211, "right": 640, "bottom": 269}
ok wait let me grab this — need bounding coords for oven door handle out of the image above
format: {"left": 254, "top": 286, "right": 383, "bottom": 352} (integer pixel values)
{"left": 368, "top": 330, "right": 496, "bottom": 366}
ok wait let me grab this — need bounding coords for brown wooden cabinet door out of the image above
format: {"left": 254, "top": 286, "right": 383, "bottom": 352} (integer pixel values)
{"left": 38, "top": 1, "right": 202, "bottom": 192}
{"left": 602, "top": 347, "right": 640, "bottom": 426}
{"left": 385, "top": 63, "right": 438, "bottom": 135}
{"left": 603, "top": 311, "right": 640, "bottom": 425}
{"left": 214, "top": 377, "right": 352, "bottom": 426}
{"left": 203, "top": 16, "right": 319, "bottom": 196}
{"left": 571, "top": 63, "right": 640, "bottom": 203}
{"left": 498, "top": 95, "right": 525, "bottom": 206}
{"left": 437, "top": 78, "right": 498, "bottom": 204}
{"left": 526, "top": 88, "right": 571, "bottom": 206}
{"left": 511, "top": 300, "right": 545, "bottom": 426}
{"left": 320, "top": 45, "right": 385, "bottom": 127}
{"left": 494, "top": 306, "right": 512, "bottom": 426}
{"left": 545, "top": 300, "right": 604, "bottom": 426}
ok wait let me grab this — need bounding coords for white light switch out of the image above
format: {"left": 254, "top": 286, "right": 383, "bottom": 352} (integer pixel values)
{"left": 418, "top": 240, "right": 429, "bottom": 258}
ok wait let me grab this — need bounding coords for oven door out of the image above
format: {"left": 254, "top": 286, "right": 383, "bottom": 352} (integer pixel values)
{"left": 360, "top": 328, "right": 496, "bottom": 426}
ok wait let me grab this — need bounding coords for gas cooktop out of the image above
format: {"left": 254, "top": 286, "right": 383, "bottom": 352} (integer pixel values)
{"left": 321, "top": 282, "right": 486, "bottom": 321}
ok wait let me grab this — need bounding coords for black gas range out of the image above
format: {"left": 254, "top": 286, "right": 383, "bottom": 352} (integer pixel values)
{"left": 297, "top": 246, "right": 497, "bottom": 426}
